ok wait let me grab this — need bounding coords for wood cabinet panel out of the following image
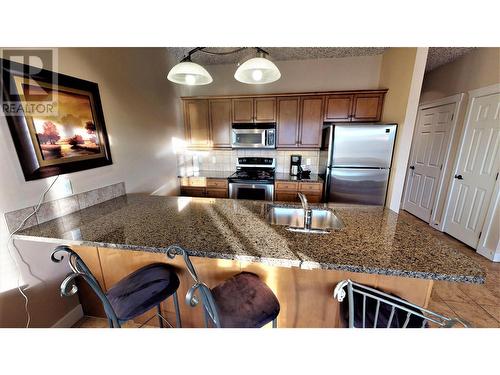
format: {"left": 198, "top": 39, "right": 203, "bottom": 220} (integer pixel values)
{"left": 302, "top": 193, "right": 322, "bottom": 203}
{"left": 275, "top": 192, "right": 299, "bottom": 202}
{"left": 254, "top": 97, "right": 276, "bottom": 122}
{"left": 298, "top": 96, "right": 324, "bottom": 148}
{"left": 206, "top": 179, "right": 228, "bottom": 189}
{"left": 209, "top": 99, "right": 232, "bottom": 148}
{"left": 73, "top": 246, "right": 107, "bottom": 318}
{"left": 206, "top": 189, "right": 228, "bottom": 198}
{"left": 298, "top": 182, "right": 323, "bottom": 192}
{"left": 179, "top": 177, "right": 207, "bottom": 187}
{"left": 324, "top": 94, "right": 353, "bottom": 122}
{"left": 351, "top": 93, "right": 384, "bottom": 122}
{"left": 275, "top": 181, "right": 298, "bottom": 191}
{"left": 180, "top": 187, "right": 206, "bottom": 197}
{"left": 232, "top": 98, "right": 254, "bottom": 123}
{"left": 184, "top": 100, "right": 210, "bottom": 148}
{"left": 277, "top": 97, "right": 300, "bottom": 147}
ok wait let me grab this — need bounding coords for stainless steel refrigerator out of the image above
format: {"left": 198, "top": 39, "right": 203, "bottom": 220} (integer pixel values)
{"left": 320, "top": 124, "right": 397, "bottom": 205}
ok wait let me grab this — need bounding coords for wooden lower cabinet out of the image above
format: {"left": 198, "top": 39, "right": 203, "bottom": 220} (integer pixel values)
{"left": 275, "top": 181, "right": 323, "bottom": 203}
{"left": 73, "top": 246, "right": 433, "bottom": 328}
{"left": 180, "top": 186, "right": 206, "bottom": 197}
{"left": 179, "top": 177, "right": 228, "bottom": 198}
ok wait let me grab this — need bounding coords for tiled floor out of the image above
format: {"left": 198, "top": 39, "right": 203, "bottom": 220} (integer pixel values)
{"left": 72, "top": 211, "right": 500, "bottom": 328}
{"left": 401, "top": 211, "right": 500, "bottom": 328}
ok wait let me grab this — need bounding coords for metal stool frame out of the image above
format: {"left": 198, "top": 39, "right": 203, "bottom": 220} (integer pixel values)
{"left": 51, "top": 245, "right": 182, "bottom": 328}
{"left": 334, "top": 279, "right": 469, "bottom": 328}
{"left": 166, "top": 244, "right": 278, "bottom": 328}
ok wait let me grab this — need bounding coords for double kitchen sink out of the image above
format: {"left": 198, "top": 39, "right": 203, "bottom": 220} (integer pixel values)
{"left": 266, "top": 193, "right": 344, "bottom": 234}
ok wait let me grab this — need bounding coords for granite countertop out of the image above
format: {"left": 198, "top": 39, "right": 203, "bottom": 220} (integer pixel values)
{"left": 14, "top": 194, "right": 485, "bottom": 283}
{"left": 274, "top": 173, "right": 323, "bottom": 182}
{"left": 178, "top": 170, "right": 232, "bottom": 179}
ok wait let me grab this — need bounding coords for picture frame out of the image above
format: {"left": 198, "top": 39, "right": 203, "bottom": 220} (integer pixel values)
{"left": 1, "top": 58, "right": 112, "bottom": 181}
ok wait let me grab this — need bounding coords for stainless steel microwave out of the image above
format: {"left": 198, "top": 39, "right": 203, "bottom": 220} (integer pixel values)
{"left": 231, "top": 124, "right": 276, "bottom": 149}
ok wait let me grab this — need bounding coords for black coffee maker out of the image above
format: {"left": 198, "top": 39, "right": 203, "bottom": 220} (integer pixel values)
{"left": 290, "top": 155, "right": 302, "bottom": 176}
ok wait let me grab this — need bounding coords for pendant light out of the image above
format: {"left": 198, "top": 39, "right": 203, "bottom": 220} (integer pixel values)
{"left": 167, "top": 57, "right": 213, "bottom": 86}
{"left": 234, "top": 48, "right": 281, "bottom": 85}
{"left": 167, "top": 47, "right": 280, "bottom": 86}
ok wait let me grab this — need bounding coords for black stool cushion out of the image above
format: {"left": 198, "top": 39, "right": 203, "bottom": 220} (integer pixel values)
{"left": 106, "top": 263, "right": 180, "bottom": 321}
{"left": 211, "top": 272, "right": 280, "bottom": 328}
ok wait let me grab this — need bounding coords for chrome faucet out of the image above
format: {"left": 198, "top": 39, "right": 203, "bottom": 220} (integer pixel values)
{"left": 297, "top": 193, "right": 312, "bottom": 230}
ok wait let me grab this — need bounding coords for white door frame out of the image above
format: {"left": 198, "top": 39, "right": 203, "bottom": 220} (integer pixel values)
{"left": 402, "top": 93, "right": 464, "bottom": 229}
{"left": 442, "top": 83, "right": 500, "bottom": 243}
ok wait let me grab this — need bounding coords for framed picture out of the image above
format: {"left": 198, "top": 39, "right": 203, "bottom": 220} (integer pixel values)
{"left": 1, "top": 58, "right": 112, "bottom": 180}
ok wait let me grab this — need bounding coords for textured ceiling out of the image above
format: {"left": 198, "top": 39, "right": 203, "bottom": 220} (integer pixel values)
{"left": 168, "top": 47, "right": 387, "bottom": 65}
{"left": 426, "top": 47, "right": 475, "bottom": 71}
{"left": 167, "top": 47, "right": 476, "bottom": 71}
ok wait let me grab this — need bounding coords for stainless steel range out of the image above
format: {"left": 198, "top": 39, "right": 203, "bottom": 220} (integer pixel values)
{"left": 228, "top": 157, "right": 275, "bottom": 201}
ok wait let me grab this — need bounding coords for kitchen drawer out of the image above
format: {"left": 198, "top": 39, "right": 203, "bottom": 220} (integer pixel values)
{"left": 275, "top": 181, "right": 298, "bottom": 192}
{"left": 180, "top": 187, "right": 206, "bottom": 197}
{"left": 206, "top": 188, "right": 228, "bottom": 198}
{"left": 206, "top": 179, "right": 228, "bottom": 189}
{"left": 298, "top": 182, "right": 323, "bottom": 193}
{"left": 179, "top": 177, "right": 207, "bottom": 187}
{"left": 275, "top": 192, "right": 299, "bottom": 202}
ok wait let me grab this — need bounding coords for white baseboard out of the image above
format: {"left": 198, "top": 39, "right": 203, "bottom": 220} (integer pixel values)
{"left": 476, "top": 246, "right": 500, "bottom": 263}
{"left": 51, "top": 304, "right": 84, "bottom": 328}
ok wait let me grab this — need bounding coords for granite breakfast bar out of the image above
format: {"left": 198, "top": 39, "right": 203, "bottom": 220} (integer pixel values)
{"left": 14, "top": 194, "right": 485, "bottom": 327}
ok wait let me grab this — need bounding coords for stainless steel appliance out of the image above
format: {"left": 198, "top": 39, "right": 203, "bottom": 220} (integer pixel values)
{"left": 320, "top": 124, "right": 397, "bottom": 205}
{"left": 228, "top": 157, "right": 275, "bottom": 201}
{"left": 290, "top": 155, "right": 302, "bottom": 176}
{"left": 231, "top": 124, "right": 276, "bottom": 149}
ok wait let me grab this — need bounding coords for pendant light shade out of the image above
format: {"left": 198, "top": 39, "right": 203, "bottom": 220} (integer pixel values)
{"left": 234, "top": 56, "right": 281, "bottom": 84}
{"left": 167, "top": 61, "right": 213, "bottom": 85}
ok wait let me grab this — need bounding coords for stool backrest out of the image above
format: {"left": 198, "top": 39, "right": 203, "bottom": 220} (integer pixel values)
{"left": 51, "top": 245, "right": 120, "bottom": 327}
{"left": 166, "top": 245, "right": 221, "bottom": 328}
{"left": 333, "top": 279, "right": 469, "bottom": 328}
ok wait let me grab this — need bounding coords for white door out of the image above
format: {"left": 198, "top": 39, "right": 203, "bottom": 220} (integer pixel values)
{"left": 404, "top": 102, "right": 456, "bottom": 222}
{"left": 444, "top": 87, "right": 500, "bottom": 248}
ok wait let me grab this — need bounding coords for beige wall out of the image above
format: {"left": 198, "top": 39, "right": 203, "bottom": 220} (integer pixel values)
{"left": 0, "top": 47, "right": 183, "bottom": 326}
{"left": 420, "top": 48, "right": 500, "bottom": 103}
{"left": 379, "top": 47, "right": 429, "bottom": 213}
{"left": 175, "top": 54, "right": 383, "bottom": 97}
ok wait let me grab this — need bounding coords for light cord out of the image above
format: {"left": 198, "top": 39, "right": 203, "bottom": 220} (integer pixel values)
{"left": 6, "top": 175, "right": 60, "bottom": 328}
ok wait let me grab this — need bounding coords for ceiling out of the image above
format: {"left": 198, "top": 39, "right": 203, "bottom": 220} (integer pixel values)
{"left": 168, "top": 47, "right": 475, "bottom": 72}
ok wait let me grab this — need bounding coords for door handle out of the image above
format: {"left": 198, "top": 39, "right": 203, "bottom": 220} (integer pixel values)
{"left": 409, "top": 165, "right": 415, "bottom": 170}
{"left": 454, "top": 174, "right": 463, "bottom": 180}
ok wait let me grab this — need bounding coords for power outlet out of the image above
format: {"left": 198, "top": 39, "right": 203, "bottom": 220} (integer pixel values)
{"left": 45, "top": 176, "right": 73, "bottom": 201}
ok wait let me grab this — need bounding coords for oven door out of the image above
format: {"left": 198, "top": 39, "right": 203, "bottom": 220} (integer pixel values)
{"left": 229, "top": 182, "right": 274, "bottom": 201}
{"left": 232, "top": 129, "right": 266, "bottom": 148}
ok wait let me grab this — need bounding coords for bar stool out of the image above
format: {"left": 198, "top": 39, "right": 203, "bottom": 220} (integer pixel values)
{"left": 51, "top": 245, "right": 182, "bottom": 328}
{"left": 333, "top": 279, "right": 469, "bottom": 328}
{"left": 166, "top": 245, "right": 280, "bottom": 328}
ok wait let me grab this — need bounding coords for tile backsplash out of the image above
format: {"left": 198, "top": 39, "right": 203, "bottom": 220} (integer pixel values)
{"left": 177, "top": 149, "right": 320, "bottom": 175}
{"left": 4, "top": 182, "right": 126, "bottom": 233}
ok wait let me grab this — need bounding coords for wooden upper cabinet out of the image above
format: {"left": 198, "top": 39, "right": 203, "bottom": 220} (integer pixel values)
{"left": 351, "top": 93, "right": 384, "bottom": 122}
{"left": 254, "top": 97, "right": 276, "bottom": 122}
{"left": 277, "top": 97, "right": 300, "bottom": 147}
{"left": 184, "top": 99, "right": 210, "bottom": 148}
{"left": 209, "top": 99, "right": 232, "bottom": 148}
{"left": 298, "top": 96, "right": 324, "bottom": 148}
{"left": 232, "top": 98, "right": 254, "bottom": 123}
{"left": 324, "top": 94, "right": 353, "bottom": 122}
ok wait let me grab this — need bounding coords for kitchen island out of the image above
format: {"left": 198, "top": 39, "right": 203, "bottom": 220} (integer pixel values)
{"left": 15, "top": 194, "right": 485, "bottom": 327}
